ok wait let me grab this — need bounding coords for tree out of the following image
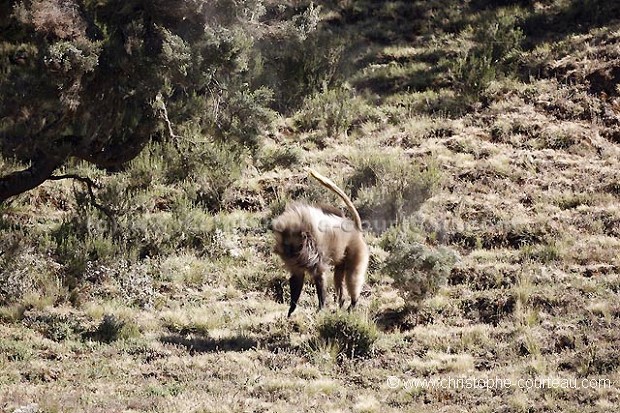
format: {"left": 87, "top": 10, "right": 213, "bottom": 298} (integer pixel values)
{"left": 0, "top": 0, "right": 269, "bottom": 203}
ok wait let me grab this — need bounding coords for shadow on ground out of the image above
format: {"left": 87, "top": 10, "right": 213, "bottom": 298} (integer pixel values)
{"left": 160, "top": 333, "right": 258, "bottom": 354}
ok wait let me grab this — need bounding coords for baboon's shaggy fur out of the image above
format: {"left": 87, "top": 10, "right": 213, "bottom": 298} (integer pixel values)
{"left": 272, "top": 170, "right": 369, "bottom": 316}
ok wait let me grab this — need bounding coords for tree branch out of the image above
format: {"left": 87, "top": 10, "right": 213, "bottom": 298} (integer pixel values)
{"left": 156, "top": 93, "right": 180, "bottom": 142}
{"left": 0, "top": 155, "right": 66, "bottom": 204}
{"left": 154, "top": 93, "right": 191, "bottom": 172}
{"left": 48, "top": 174, "right": 115, "bottom": 220}
{"left": 0, "top": 126, "right": 152, "bottom": 202}
{"left": 73, "top": 137, "right": 150, "bottom": 168}
{"left": 155, "top": 93, "right": 189, "bottom": 161}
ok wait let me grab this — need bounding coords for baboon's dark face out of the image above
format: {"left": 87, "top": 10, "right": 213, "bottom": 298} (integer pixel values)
{"left": 279, "top": 229, "right": 304, "bottom": 258}
{"left": 272, "top": 215, "right": 306, "bottom": 259}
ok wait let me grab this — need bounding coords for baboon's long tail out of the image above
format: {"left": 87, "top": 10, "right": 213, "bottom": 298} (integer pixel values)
{"left": 309, "top": 168, "right": 363, "bottom": 231}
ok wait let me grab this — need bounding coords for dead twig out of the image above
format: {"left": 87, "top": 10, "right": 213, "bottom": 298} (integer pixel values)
{"left": 155, "top": 93, "right": 190, "bottom": 166}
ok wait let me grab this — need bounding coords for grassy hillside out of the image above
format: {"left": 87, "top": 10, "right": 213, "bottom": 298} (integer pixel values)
{"left": 1, "top": 1, "right": 620, "bottom": 412}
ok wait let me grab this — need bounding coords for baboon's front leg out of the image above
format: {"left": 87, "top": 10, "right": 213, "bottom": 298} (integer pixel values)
{"left": 313, "top": 271, "right": 326, "bottom": 311}
{"left": 288, "top": 271, "right": 305, "bottom": 317}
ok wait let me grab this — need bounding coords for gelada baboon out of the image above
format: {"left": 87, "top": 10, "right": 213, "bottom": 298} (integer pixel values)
{"left": 271, "top": 169, "right": 369, "bottom": 316}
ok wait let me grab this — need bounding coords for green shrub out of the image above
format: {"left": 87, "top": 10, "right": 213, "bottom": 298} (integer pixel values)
{"left": 188, "top": 146, "right": 245, "bottom": 212}
{"left": 53, "top": 221, "right": 118, "bottom": 277}
{"left": 21, "top": 310, "right": 87, "bottom": 342}
{"left": 294, "top": 86, "right": 368, "bottom": 137}
{"left": 92, "top": 128, "right": 248, "bottom": 213}
{"left": 257, "top": 145, "right": 303, "bottom": 171}
{"left": 155, "top": 131, "right": 246, "bottom": 212}
{"left": 381, "top": 226, "right": 459, "bottom": 306}
{"left": 118, "top": 208, "right": 218, "bottom": 258}
{"left": 46, "top": 127, "right": 252, "bottom": 273}
{"left": 347, "top": 152, "right": 440, "bottom": 232}
{"left": 316, "top": 311, "right": 378, "bottom": 359}
{"left": 90, "top": 314, "right": 140, "bottom": 343}
{"left": 452, "top": 9, "right": 524, "bottom": 98}
{"left": 212, "top": 86, "right": 276, "bottom": 151}
{"left": 125, "top": 145, "right": 165, "bottom": 192}
{"left": 257, "top": 4, "right": 346, "bottom": 112}
{"left": 453, "top": 50, "right": 497, "bottom": 98}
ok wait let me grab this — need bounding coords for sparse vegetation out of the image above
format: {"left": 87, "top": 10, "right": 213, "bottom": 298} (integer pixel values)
{"left": 315, "top": 311, "right": 378, "bottom": 359}
{"left": 382, "top": 233, "right": 460, "bottom": 307}
{"left": 347, "top": 151, "right": 440, "bottom": 231}
{"left": 2, "top": 0, "right": 620, "bottom": 411}
{"left": 294, "top": 85, "right": 369, "bottom": 138}
{"left": 90, "top": 313, "right": 141, "bottom": 344}
{"left": 451, "top": 8, "right": 525, "bottom": 99}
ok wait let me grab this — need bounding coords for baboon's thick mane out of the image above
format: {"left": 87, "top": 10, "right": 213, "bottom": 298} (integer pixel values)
{"left": 295, "top": 231, "right": 324, "bottom": 273}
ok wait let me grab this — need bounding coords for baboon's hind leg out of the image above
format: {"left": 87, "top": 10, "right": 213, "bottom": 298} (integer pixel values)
{"left": 345, "top": 258, "right": 368, "bottom": 311}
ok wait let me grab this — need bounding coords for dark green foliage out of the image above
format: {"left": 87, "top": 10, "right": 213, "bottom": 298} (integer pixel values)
{"left": 451, "top": 9, "right": 524, "bottom": 97}
{"left": 256, "top": 3, "right": 346, "bottom": 112}
{"left": 52, "top": 211, "right": 117, "bottom": 277}
{"left": 22, "top": 310, "right": 87, "bottom": 342}
{"left": 93, "top": 314, "right": 125, "bottom": 343}
{"left": 159, "top": 135, "right": 246, "bottom": 211}
{"left": 317, "top": 312, "right": 378, "bottom": 359}
{"left": 271, "top": 33, "right": 345, "bottom": 112}
{"left": 0, "top": 0, "right": 273, "bottom": 201}
{"left": 212, "top": 86, "right": 276, "bottom": 151}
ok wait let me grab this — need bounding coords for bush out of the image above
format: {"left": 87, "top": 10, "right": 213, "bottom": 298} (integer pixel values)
{"left": 316, "top": 311, "right": 378, "bottom": 359}
{"left": 48, "top": 136, "right": 245, "bottom": 270}
{"left": 90, "top": 314, "right": 140, "bottom": 343}
{"left": 120, "top": 208, "right": 234, "bottom": 259}
{"left": 294, "top": 86, "right": 368, "bottom": 137}
{"left": 347, "top": 151, "right": 440, "bottom": 232}
{"left": 257, "top": 145, "right": 303, "bottom": 171}
{"left": 381, "top": 226, "right": 459, "bottom": 306}
{"left": 256, "top": 4, "right": 346, "bottom": 112}
{"left": 451, "top": 9, "right": 524, "bottom": 98}
{"left": 52, "top": 213, "right": 119, "bottom": 280}
{"left": 212, "top": 86, "right": 276, "bottom": 151}
{"left": 0, "top": 251, "right": 63, "bottom": 306}
{"left": 21, "top": 310, "right": 87, "bottom": 342}
{"left": 156, "top": 131, "right": 246, "bottom": 212}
